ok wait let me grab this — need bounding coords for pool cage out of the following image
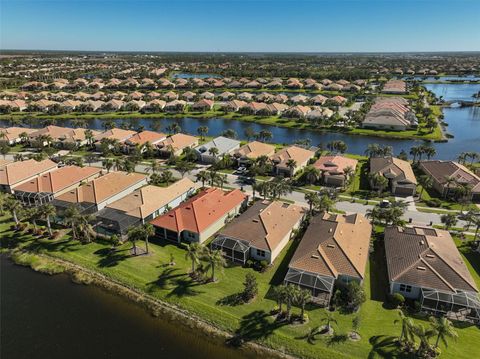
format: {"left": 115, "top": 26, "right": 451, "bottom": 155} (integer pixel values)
{"left": 15, "top": 191, "right": 54, "bottom": 207}
{"left": 211, "top": 236, "right": 250, "bottom": 264}
{"left": 284, "top": 268, "right": 335, "bottom": 306}
{"left": 94, "top": 208, "right": 142, "bottom": 237}
{"left": 421, "top": 289, "right": 480, "bottom": 324}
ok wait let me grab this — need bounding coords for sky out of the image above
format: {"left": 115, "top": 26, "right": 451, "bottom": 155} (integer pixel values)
{"left": 1, "top": 0, "right": 480, "bottom": 53}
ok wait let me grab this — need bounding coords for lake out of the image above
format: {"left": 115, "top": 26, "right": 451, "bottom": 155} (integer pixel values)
{"left": 0, "top": 256, "right": 252, "bottom": 359}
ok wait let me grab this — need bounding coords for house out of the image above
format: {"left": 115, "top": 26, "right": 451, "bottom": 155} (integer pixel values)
{"left": 271, "top": 146, "right": 315, "bottom": 176}
{"left": 218, "top": 91, "right": 235, "bottom": 101}
{"left": 194, "top": 136, "right": 241, "bottom": 163}
{"left": 313, "top": 155, "right": 358, "bottom": 187}
{"left": 53, "top": 171, "right": 147, "bottom": 215}
{"left": 385, "top": 226, "right": 479, "bottom": 323}
{"left": 0, "top": 159, "right": 57, "bottom": 193}
{"left": 362, "top": 97, "right": 417, "bottom": 131}
{"left": 164, "top": 100, "right": 187, "bottom": 112}
{"left": 419, "top": 160, "right": 480, "bottom": 202}
{"left": 124, "top": 130, "right": 167, "bottom": 152}
{"left": 284, "top": 213, "right": 372, "bottom": 306}
{"left": 0, "top": 127, "right": 36, "bottom": 145}
{"left": 311, "top": 95, "right": 328, "bottom": 106}
{"left": 382, "top": 79, "right": 407, "bottom": 94}
{"left": 143, "top": 99, "right": 166, "bottom": 113}
{"left": 234, "top": 141, "right": 276, "bottom": 164}
{"left": 151, "top": 188, "right": 248, "bottom": 244}
{"left": 29, "top": 125, "right": 74, "bottom": 145}
{"left": 156, "top": 133, "right": 199, "bottom": 157}
{"left": 221, "top": 100, "right": 247, "bottom": 112}
{"left": 95, "top": 178, "right": 195, "bottom": 236}
{"left": 191, "top": 99, "right": 214, "bottom": 112}
{"left": 13, "top": 166, "right": 101, "bottom": 206}
{"left": 290, "top": 94, "right": 310, "bottom": 104}
{"left": 370, "top": 156, "right": 417, "bottom": 196}
{"left": 212, "top": 200, "right": 305, "bottom": 264}
{"left": 58, "top": 128, "right": 101, "bottom": 148}
{"left": 284, "top": 105, "right": 311, "bottom": 118}
{"left": 94, "top": 128, "right": 137, "bottom": 149}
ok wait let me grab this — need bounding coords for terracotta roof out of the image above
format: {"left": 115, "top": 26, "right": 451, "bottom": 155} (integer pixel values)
{"left": 0, "top": 159, "right": 13, "bottom": 168}
{"left": 0, "top": 159, "right": 57, "bottom": 186}
{"left": 94, "top": 128, "right": 137, "bottom": 143}
{"left": 29, "top": 125, "right": 73, "bottom": 140}
{"left": 219, "top": 200, "right": 305, "bottom": 252}
{"left": 271, "top": 146, "right": 315, "bottom": 168}
{"left": 55, "top": 171, "right": 146, "bottom": 205}
{"left": 314, "top": 155, "right": 358, "bottom": 175}
{"left": 156, "top": 133, "right": 198, "bottom": 152}
{"left": 150, "top": 188, "right": 247, "bottom": 234}
{"left": 385, "top": 226, "right": 478, "bottom": 293}
{"left": 0, "top": 127, "right": 36, "bottom": 142}
{"left": 288, "top": 213, "right": 372, "bottom": 279}
{"left": 104, "top": 178, "right": 195, "bottom": 219}
{"left": 234, "top": 141, "right": 275, "bottom": 160}
{"left": 13, "top": 166, "right": 101, "bottom": 194}
{"left": 125, "top": 131, "right": 167, "bottom": 146}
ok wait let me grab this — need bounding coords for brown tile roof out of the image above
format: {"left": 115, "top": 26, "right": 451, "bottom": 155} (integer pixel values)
{"left": 234, "top": 141, "right": 275, "bottom": 160}
{"left": 385, "top": 226, "right": 478, "bottom": 293}
{"left": 0, "top": 127, "right": 36, "bottom": 142}
{"left": 156, "top": 133, "right": 198, "bottom": 153}
{"left": 125, "top": 131, "right": 167, "bottom": 146}
{"left": 56, "top": 171, "right": 146, "bottom": 205}
{"left": 314, "top": 155, "right": 358, "bottom": 175}
{"left": 370, "top": 156, "right": 417, "bottom": 184}
{"left": 94, "top": 128, "right": 137, "bottom": 143}
{"left": 271, "top": 146, "right": 315, "bottom": 168}
{"left": 13, "top": 166, "right": 101, "bottom": 194}
{"left": 29, "top": 125, "right": 73, "bottom": 140}
{"left": 151, "top": 188, "right": 247, "bottom": 234}
{"left": 0, "top": 159, "right": 57, "bottom": 186}
{"left": 289, "top": 213, "right": 372, "bottom": 279}
{"left": 105, "top": 178, "right": 195, "bottom": 219}
{"left": 421, "top": 160, "right": 480, "bottom": 193}
{"left": 219, "top": 200, "right": 305, "bottom": 252}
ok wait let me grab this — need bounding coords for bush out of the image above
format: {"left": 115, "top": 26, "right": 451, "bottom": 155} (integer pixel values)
{"left": 242, "top": 273, "right": 258, "bottom": 302}
{"left": 245, "top": 259, "right": 254, "bottom": 268}
{"left": 259, "top": 260, "right": 269, "bottom": 272}
{"left": 390, "top": 293, "right": 405, "bottom": 308}
{"left": 413, "top": 300, "right": 422, "bottom": 312}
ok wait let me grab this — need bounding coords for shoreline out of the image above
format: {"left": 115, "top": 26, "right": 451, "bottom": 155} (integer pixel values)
{"left": 4, "top": 249, "right": 296, "bottom": 359}
{"left": 0, "top": 111, "right": 445, "bottom": 142}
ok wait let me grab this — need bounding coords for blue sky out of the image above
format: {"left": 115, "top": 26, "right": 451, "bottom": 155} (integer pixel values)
{"left": 1, "top": 0, "right": 479, "bottom": 52}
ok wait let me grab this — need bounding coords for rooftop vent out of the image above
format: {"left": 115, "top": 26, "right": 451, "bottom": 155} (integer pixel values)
{"left": 417, "top": 266, "right": 426, "bottom": 271}
{"left": 327, "top": 244, "right": 335, "bottom": 248}
{"left": 311, "top": 254, "right": 319, "bottom": 259}
{"left": 420, "top": 240, "right": 425, "bottom": 245}
{"left": 252, "top": 219, "right": 259, "bottom": 223}
{"left": 426, "top": 254, "right": 435, "bottom": 258}
{"left": 329, "top": 228, "right": 333, "bottom": 233}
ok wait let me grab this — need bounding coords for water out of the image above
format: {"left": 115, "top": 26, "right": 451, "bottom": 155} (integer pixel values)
{"left": 407, "top": 75, "right": 480, "bottom": 82}
{"left": 0, "top": 257, "right": 251, "bottom": 359}
{"left": 424, "top": 83, "right": 480, "bottom": 102}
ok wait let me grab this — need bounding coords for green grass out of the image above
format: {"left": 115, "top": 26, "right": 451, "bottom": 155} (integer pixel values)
{"left": 1, "top": 216, "right": 479, "bottom": 358}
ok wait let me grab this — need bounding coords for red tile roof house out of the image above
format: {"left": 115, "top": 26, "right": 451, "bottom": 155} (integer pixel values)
{"left": 150, "top": 188, "right": 248, "bottom": 244}
{"left": 270, "top": 146, "right": 315, "bottom": 177}
{"left": 284, "top": 213, "right": 372, "bottom": 306}
{"left": 124, "top": 130, "right": 167, "bottom": 153}
{"left": 13, "top": 166, "right": 101, "bottom": 206}
{"left": 191, "top": 99, "right": 215, "bottom": 112}
{"left": 0, "top": 159, "right": 57, "bottom": 193}
{"left": 0, "top": 127, "right": 36, "bottom": 145}
{"left": 384, "top": 226, "right": 480, "bottom": 323}
{"left": 211, "top": 200, "right": 305, "bottom": 265}
{"left": 313, "top": 155, "right": 358, "bottom": 187}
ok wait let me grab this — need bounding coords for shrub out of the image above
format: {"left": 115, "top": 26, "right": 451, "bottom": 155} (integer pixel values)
{"left": 245, "top": 259, "right": 254, "bottom": 268}
{"left": 426, "top": 198, "right": 442, "bottom": 207}
{"left": 390, "top": 293, "right": 405, "bottom": 308}
{"left": 110, "top": 234, "right": 120, "bottom": 247}
{"left": 259, "top": 260, "right": 269, "bottom": 272}
{"left": 242, "top": 273, "right": 258, "bottom": 302}
{"left": 413, "top": 300, "right": 422, "bottom": 312}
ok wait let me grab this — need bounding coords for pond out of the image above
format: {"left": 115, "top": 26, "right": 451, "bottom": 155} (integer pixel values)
{"left": 0, "top": 256, "right": 252, "bottom": 359}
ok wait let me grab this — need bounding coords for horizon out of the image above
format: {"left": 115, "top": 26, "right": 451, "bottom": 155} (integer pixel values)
{"left": 1, "top": 0, "right": 480, "bottom": 53}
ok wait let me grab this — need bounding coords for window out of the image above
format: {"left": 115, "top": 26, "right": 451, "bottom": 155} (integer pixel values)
{"left": 256, "top": 249, "right": 266, "bottom": 257}
{"left": 399, "top": 284, "right": 412, "bottom": 293}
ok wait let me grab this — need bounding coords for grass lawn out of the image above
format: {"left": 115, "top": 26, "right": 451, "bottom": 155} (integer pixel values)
{"left": 416, "top": 184, "right": 478, "bottom": 212}
{"left": 1, "top": 216, "right": 479, "bottom": 358}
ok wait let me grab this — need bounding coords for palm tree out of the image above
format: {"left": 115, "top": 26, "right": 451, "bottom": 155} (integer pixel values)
{"left": 0, "top": 192, "right": 8, "bottom": 215}
{"left": 5, "top": 196, "right": 22, "bottom": 227}
{"left": 304, "top": 192, "right": 320, "bottom": 214}
{"left": 394, "top": 310, "right": 415, "bottom": 344}
{"left": 343, "top": 166, "right": 354, "bottom": 188}
{"left": 369, "top": 173, "right": 389, "bottom": 195}
{"left": 412, "top": 323, "right": 437, "bottom": 355}
{"left": 159, "top": 170, "right": 174, "bottom": 186}
{"left": 441, "top": 213, "right": 457, "bottom": 230}
{"left": 457, "top": 152, "right": 468, "bottom": 165}
{"left": 147, "top": 160, "right": 161, "bottom": 174}
{"left": 285, "top": 159, "right": 297, "bottom": 177}
{"left": 321, "top": 312, "right": 338, "bottom": 333}
{"left": 429, "top": 316, "right": 458, "bottom": 349}
{"left": 185, "top": 243, "right": 202, "bottom": 273}
{"left": 294, "top": 288, "right": 312, "bottom": 322}
{"left": 114, "top": 157, "right": 123, "bottom": 171}
{"left": 102, "top": 158, "right": 114, "bottom": 173}
{"left": 418, "top": 175, "right": 433, "bottom": 198}
{"left": 195, "top": 170, "right": 209, "bottom": 188}
{"left": 175, "top": 161, "right": 195, "bottom": 178}
{"left": 127, "top": 226, "right": 142, "bottom": 255}
{"left": 365, "top": 143, "right": 381, "bottom": 158}
{"left": 166, "top": 122, "right": 181, "bottom": 135}
{"left": 366, "top": 206, "right": 382, "bottom": 225}
{"left": 38, "top": 203, "right": 56, "bottom": 236}
{"left": 197, "top": 126, "right": 208, "bottom": 141}
{"left": 284, "top": 284, "right": 297, "bottom": 321}
{"left": 208, "top": 147, "right": 219, "bottom": 161}
{"left": 443, "top": 176, "right": 457, "bottom": 198}
{"left": 303, "top": 166, "right": 319, "bottom": 185}
{"left": 203, "top": 247, "right": 226, "bottom": 282}
{"left": 410, "top": 146, "right": 422, "bottom": 163}
{"left": 63, "top": 205, "right": 81, "bottom": 240}
{"left": 315, "top": 194, "right": 334, "bottom": 213}
{"left": 272, "top": 285, "right": 288, "bottom": 313}
{"left": 142, "top": 223, "right": 154, "bottom": 254}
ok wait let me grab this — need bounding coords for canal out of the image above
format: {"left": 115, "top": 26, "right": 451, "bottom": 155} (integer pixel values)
{"left": 0, "top": 256, "right": 252, "bottom": 359}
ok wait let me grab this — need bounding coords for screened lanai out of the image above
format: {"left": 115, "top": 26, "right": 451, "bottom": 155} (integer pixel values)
{"left": 211, "top": 236, "right": 250, "bottom": 264}
{"left": 284, "top": 268, "right": 335, "bottom": 306}
{"left": 94, "top": 208, "right": 142, "bottom": 237}
{"left": 15, "top": 191, "right": 53, "bottom": 207}
{"left": 421, "top": 289, "right": 480, "bottom": 323}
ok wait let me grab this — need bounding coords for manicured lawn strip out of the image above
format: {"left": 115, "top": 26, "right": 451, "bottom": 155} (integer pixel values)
{"left": 1, "top": 216, "right": 479, "bottom": 358}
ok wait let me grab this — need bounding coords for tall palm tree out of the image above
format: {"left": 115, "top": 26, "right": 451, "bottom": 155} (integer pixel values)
{"left": 394, "top": 310, "right": 415, "bottom": 344}
{"left": 429, "top": 316, "right": 458, "bottom": 349}
{"left": 63, "top": 205, "right": 81, "bottom": 240}
{"left": 147, "top": 160, "right": 161, "bottom": 174}
{"left": 304, "top": 192, "right": 320, "bottom": 214}
{"left": 294, "top": 288, "right": 312, "bottom": 322}
{"left": 285, "top": 159, "right": 297, "bottom": 177}
{"left": 127, "top": 226, "right": 142, "bottom": 256}
{"left": 208, "top": 147, "right": 219, "bottom": 161}
{"left": 321, "top": 311, "right": 338, "bottom": 333}
{"left": 418, "top": 175, "right": 433, "bottom": 198}
{"left": 185, "top": 243, "right": 202, "bottom": 273}
{"left": 316, "top": 194, "right": 334, "bottom": 213}
{"left": 412, "top": 323, "right": 437, "bottom": 355}
{"left": 343, "top": 166, "right": 354, "bottom": 188}
{"left": 102, "top": 158, "right": 114, "bottom": 173}
{"left": 38, "top": 203, "right": 56, "bottom": 236}
{"left": 203, "top": 247, "right": 225, "bottom": 282}
{"left": 197, "top": 126, "right": 208, "bottom": 141}
{"left": 272, "top": 285, "right": 288, "bottom": 313}
{"left": 195, "top": 170, "right": 209, "bottom": 188}
{"left": 142, "top": 223, "right": 154, "bottom": 254}
{"left": 441, "top": 213, "right": 457, "bottom": 230}
{"left": 443, "top": 176, "right": 457, "bottom": 198}
{"left": 303, "top": 165, "right": 319, "bottom": 185}
{"left": 5, "top": 196, "right": 22, "bottom": 227}
{"left": 284, "top": 284, "right": 297, "bottom": 321}
{"left": 160, "top": 170, "right": 174, "bottom": 186}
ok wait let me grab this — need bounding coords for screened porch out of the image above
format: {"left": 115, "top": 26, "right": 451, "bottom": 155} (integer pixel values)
{"left": 421, "top": 289, "right": 480, "bottom": 323}
{"left": 211, "top": 236, "right": 250, "bottom": 264}
{"left": 284, "top": 268, "right": 335, "bottom": 306}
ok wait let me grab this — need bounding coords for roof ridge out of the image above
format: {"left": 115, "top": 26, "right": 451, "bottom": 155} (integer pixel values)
{"left": 419, "top": 257, "right": 456, "bottom": 292}
{"left": 331, "top": 225, "right": 363, "bottom": 279}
